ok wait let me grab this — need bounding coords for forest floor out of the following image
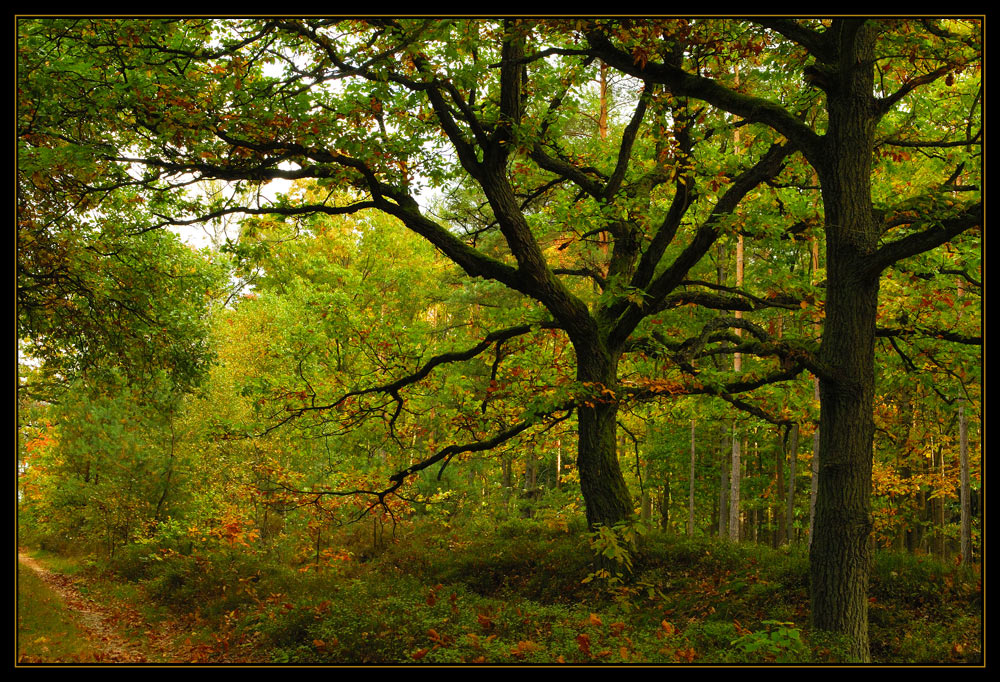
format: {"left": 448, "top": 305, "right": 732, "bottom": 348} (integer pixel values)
{"left": 15, "top": 522, "right": 984, "bottom": 666}
{"left": 16, "top": 549, "right": 265, "bottom": 664}
{"left": 19, "top": 550, "right": 188, "bottom": 663}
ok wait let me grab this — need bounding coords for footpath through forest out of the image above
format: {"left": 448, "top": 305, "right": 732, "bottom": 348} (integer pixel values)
{"left": 17, "top": 551, "right": 236, "bottom": 664}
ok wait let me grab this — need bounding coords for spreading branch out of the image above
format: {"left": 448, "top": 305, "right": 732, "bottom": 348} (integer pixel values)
{"left": 862, "top": 202, "right": 981, "bottom": 279}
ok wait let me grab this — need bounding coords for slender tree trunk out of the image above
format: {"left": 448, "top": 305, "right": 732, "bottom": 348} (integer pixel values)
{"left": 728, "top": 221, "right": 744, "bottom": 543}
{"left": 688, "top": 420, "right": 696, "bottom": 537}
{"left": 956, "top": 278, "right": 972, "bottom": 564}
{"left": 661, "top": 475, "right": 671, "bottom": 532}
{"left": 555, "top": 439, "right": 562, "bottom": 490}
{"left": 959, "top": 402, "right": 971, "bottom": 563}
{"left": 751, "top": 438, "right": 760, "bottom": 544}
{"left": 809, "top": 418, "right": 819, "bottom": 548}
{"left": 772, "top": 433, "right": 789, "bottom": 547}
{"left": 935, "top": 443, "right": 946, "bottom": 559}
{"left": 598, "top": 61, "right": 609, "bottom": 141}
{"left": 808, "top": 239, "right": 821, "bottom": 550}
{"left": 641, "top": 479, "right": 652, "bottom": 525}
{"left": 728, "top": 422, "right": 741, "bottom": 542}
{"left": 716, "top": 241, "right": 729, "bottom": 540}
{"left": 718, "top": 430, "right": 729, "bottom": 537}
{"left": 918, "top": 458, "right": 930, "bottom": 554}
{"left": 522, "top": 449, "right": 538, "bottom": 518}
{"left": 786, "top": 423, "right": 800, "bottom": 545}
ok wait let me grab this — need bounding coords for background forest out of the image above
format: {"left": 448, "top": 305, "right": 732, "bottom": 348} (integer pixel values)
{"left": 17, "top": 17, "right": 981, "bottom": 665}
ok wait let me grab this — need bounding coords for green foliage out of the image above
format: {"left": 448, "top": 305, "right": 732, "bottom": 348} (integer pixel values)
{"left": 582, "top": 520, "right": 665, "bottom": 612}
{"left": 584, "top": 521, "right": 642, "bottom": 580}
{"left": 730, "top": 620, "right": 807, "bottom": 662}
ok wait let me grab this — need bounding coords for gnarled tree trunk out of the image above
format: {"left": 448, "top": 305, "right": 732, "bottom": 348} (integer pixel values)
{"left": 575, "top": 345, "right": 632, "bottom": 530}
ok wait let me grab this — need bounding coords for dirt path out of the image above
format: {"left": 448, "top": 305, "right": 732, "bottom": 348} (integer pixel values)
{"left": 18, "top": 551, "right": 212, "bottom": 664}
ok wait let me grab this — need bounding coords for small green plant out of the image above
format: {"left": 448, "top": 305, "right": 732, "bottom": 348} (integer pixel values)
{"left": 730, "top": 620, "right": 807, "bottom": 663}
{"left": 581, "top": 521, "right": 665, "bottom": 611}
{"left": 583, "top": 520, "right": 643, "bottom": 584}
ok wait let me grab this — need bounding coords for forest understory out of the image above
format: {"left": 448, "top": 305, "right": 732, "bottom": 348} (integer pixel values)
{"left": 17, "top": 515, "right": 983, "bottom": 666}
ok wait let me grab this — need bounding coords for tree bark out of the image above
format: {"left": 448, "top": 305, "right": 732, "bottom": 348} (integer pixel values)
{"left": 786, "top": 423, "right": 800, "bottom": 545}
{"left": 959, "top": 402, "right": 971, "bottom": 564}
{"left": 728, "top": 422, "right": 741, "bottom": 542}
{"left": 688, "top": 420, "right": 696, "bottom": 537}
{"left": 718, "top": 430, "right": 729, "bottom": 537}
{"left": 808, "top": 21, "right": 880, "bottom": 662}
{"left": 575, "top": 346, "right": 632, "bottom": 530}
{"left": 935, "top": 443, "right": 946, "bottom": 558}
{"left": 775, "top": 430, "right": 787, "bottom": 548}
{"left": 729, "top": 227, "right": 744, "bottom": 543}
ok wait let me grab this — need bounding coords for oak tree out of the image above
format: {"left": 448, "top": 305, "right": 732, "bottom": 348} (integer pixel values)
{"left": 583, "top": 17, "right": 981, "bottom": 660}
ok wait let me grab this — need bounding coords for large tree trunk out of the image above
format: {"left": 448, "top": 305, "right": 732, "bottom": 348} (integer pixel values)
{"left": 575, "top": 347, "right": 632, "bottom": 530}
{"left": 577, "top": 400, "right": 631, "bottom": 529}
{"left": 808, "top": 22, "right": 880, "bottom": 663}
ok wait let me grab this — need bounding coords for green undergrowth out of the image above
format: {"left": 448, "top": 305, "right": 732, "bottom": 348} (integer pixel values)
{"left": 33, "top": 516, "right": 983, "bottom": 665}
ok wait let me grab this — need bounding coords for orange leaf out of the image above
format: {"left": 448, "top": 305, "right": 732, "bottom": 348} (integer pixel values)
{"left": 510, "top": 640, "right": 541, "bottom": 658}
